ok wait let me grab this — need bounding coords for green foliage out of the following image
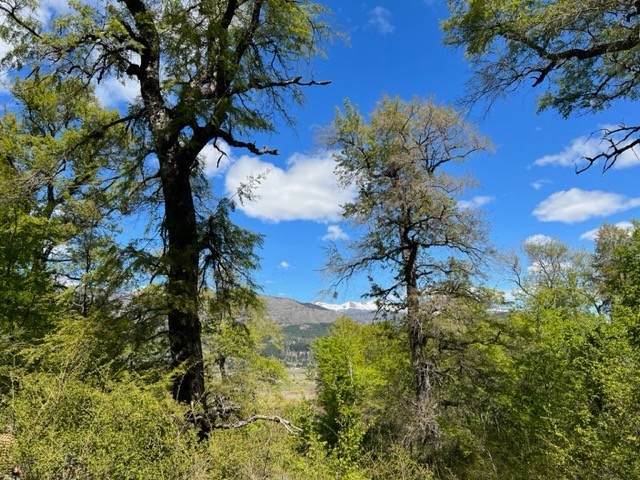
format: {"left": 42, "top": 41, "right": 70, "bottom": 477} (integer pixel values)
{"left": 443, "top": 0, "right": 640, "bottom": 169}
{"left": 313, "top": 318, "right": 411, "bottom": 470}
{"left": 0, "top": 74, "right": 140, "bottom": 367}
{"left": 459, "top": 235, "right": 640, "bottom": 479}
{"left": 9, "top": 374, "right": 199, "bottom": 480}
{"left": 205, "top": 419, "right": 337, "bottom": 480}
{"left": 364, "top": 444, "right": 435, "bottom": 480}
{"left": 203, "top": 292, "right": 287, "bottom": 412}
{"left": 608, "top": 220, "right": 640, "bottom": 311}
{"left": 0, "top": 297, "right": 343, "bottom": 479}
{"left": 443, "top": 0, "right": 640, "bottom": 115}
{"left": 7, "top": 369, "right": 347, "bottom": 480}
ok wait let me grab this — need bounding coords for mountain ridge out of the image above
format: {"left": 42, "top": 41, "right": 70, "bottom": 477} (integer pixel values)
{"left": 262, "top": 295, "right": 377, "bottom": 326}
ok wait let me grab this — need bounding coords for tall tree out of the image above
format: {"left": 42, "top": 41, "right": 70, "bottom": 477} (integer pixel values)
{"left": 443, "top": 0, "right": 640, "bottom": 171}
{"left": 325, "top": 96, "right": 493, "bottom": 439}
{"left": 0, "top": 0, "right": 331, "bottom": 404}
{"left": 596, "top": 220, "right": 640, "bottom": 311}
{"left": 0, "top": 75, "right": 137, "bottom": 343}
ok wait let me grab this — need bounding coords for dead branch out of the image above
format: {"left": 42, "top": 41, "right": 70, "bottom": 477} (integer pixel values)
{"left": 212, "top": 415, "right": 303, "bottom": 435}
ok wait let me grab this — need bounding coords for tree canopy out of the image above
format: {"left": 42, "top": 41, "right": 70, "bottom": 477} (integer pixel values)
{"left": 325, "top": 95, "right": 495, "bottom": 443}
{"left": 443, "top": 0, "right": 640, "bottom": 171}
{"left": 0, "top": 0, "right": 332, "bottom": 405}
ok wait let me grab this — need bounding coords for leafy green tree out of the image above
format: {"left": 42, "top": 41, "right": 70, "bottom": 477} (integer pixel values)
{"left": 508, "top": 236, "right": 594, "bottom": 312}
{"left": 325, "top": 95, "right": 493, "bottom": 439}
{"left": 0, "top": 74, "right": 139, "bottom": 371}
{"left": 468, "top": 236, "right": 640, "bottom": 479}
{"left": 0, "top": 0, "right": 332, "bottom": 404}
{"left": 586, "top": 222, "right": 634, "bottom": 313}
{"left": 443, "top": 0, "right": 640, "bottom": 171}
{"left": 604, "top": 220, "right": 640, "bottom": 311}
{"left": 313, "top": 317, "right": 411, "bottom": 477}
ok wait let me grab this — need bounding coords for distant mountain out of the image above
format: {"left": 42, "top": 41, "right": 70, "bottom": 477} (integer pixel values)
{"left": 314, "top": 300, "right": 377, "bottom": 312}
{"left": 263, "top": 296, "right": 377, "bottom": 326}
{"left": 262, "top": 296, "right": 380, "bottom": 367}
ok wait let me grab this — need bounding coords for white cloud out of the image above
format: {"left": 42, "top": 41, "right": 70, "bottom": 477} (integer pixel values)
{"left": 367, "top": 6, "right": 394, "bottom": 35}
{"left": 580, "top": 221, "right": 634, "bottom": 241}
{"left": 37, "top": 0, "right": 72, "bottom": 24}
{"left": 534, "top": 136, "right": 601, "bottom": 168}
{"left": 279, "top": 261, "right": 290, "bottom": 270}
{"left": 534, "top": 127, "right": 640, "bottom": 170}
{"left": 458, "top": 195, "right": 494, "bottom": 210}
{"left": 527, "top": 260, "right": 571, "bottom": 276}
{"left": 0, "top": 37, "right": 12, "bottom": 60}
{"left": 609, "top": 145, "right": 640, "bottom": 168}
{"left": 530, "top": 179, "right": 551, "bottom": 190}
{"left": 322, "top": 225, "right": 349, "bottom": 242}
{"left": 224, "top": 151, "right": 356, "bottom": 223}
{"left": 501, "top": 289, "right": 517, "bottom": 303}
{"left": 94, "top": 76, "right": 139, "bottom": 107}
{"left": 524, "top": 234, "right": 554, "bottom": 245}
{"left": 199, "top": 141, "right": 231, "bottom": 177}
{"left": 533, "top": 188, "right": 640, "bottom": 224}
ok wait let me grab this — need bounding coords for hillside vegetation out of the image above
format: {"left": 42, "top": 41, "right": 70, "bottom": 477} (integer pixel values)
{"left": 1, "top": 0, "right": 640, "bottom": 478}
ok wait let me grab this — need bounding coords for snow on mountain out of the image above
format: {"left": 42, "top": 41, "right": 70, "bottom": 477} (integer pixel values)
{"left": 263, "top": 296, "right": 378, "bottom": 325}
{"left": 313, "top": 300, "right": 378, "bottom": 312}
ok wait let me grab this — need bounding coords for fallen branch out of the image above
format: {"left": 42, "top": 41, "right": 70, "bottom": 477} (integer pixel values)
{"left": 213, "top": 415, "right": 303, "bottom": 435}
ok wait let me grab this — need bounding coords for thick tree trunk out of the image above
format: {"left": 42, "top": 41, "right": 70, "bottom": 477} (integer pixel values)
{"left": 407, "top": 297, "right": 441, "bottom": 441}
{"left": 406, "top": 288, "right": 432, "bottom": 402}
{"left": 403, "top": 237, "right": 440, "bottom": 440}
{"left": 160, "top": 155, "right": 205, "bottom": 404}
{"left": 400, "top": 230, "right": 431, "bottom": 404}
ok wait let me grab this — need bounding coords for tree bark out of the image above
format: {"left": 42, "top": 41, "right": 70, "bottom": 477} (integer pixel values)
{"left": 402, "top": 232, "right": 440, "bottom": 441}
{"left": 407, "top": 286, "right": 432, "bottom": 404}
{"left": 400, "top": 220, "right": 432, "bottom": 404}
{"left": 160, "top": 153, "right": 205, "bottom": 404}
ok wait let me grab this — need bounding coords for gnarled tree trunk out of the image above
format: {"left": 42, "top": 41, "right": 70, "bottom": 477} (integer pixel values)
{"left": 160, "top": 153, "right": 204, "bottom": 404}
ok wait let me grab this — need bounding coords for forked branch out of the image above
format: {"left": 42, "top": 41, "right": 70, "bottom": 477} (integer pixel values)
{"left": 213, "top": 415, "right": 303, "bottom": 435}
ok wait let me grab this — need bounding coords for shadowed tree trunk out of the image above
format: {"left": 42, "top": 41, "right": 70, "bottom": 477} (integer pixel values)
{"left": 161, "top": 153, "right": 205, "bottom": 402}
{"left": 0, "top": 0, "right": 331, "bottom": 408}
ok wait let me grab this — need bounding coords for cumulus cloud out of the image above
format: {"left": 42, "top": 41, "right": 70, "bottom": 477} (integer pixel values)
{"left": 534, "top": 127, "right": 640, "bottom": 170}
{"left": 580, "top": 221, "right": 634, "bottom": 241}
{"left": 322, "top": 225, "right": 349, "bottom": 242}
{"left": 524, "top": 234, "right": 554, "bottom": 245}
{"left": 199, "top": 141, "right": 232, "bottom": 177}
{"left": 501, "top": 289, "right": 517, "bottom": 303}
{"left": 458, "top": 195, "right": 494, "bottom": 210}
{"left": 367, "top": 6, "right": 395, "bottom": 34}
{"left": 533, "top": 188, "right": 640, "bottom": 224}
{"left": 224, "top": 151, "right": 356, "bottom": 223}
{"left": 279, "top": 261, "right": 290, "bottom": 270}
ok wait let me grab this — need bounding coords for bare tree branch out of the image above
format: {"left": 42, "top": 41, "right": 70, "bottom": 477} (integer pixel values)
{"left": 213, "top": 415, "right": 303, "bottom": 435}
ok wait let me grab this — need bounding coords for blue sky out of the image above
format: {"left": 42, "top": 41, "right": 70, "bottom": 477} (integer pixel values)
{"left": 214, "top": 0, "right": 639, "bottom": 302}
{"left": 8, "top": 0, "right": 640, "bottom": 303}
